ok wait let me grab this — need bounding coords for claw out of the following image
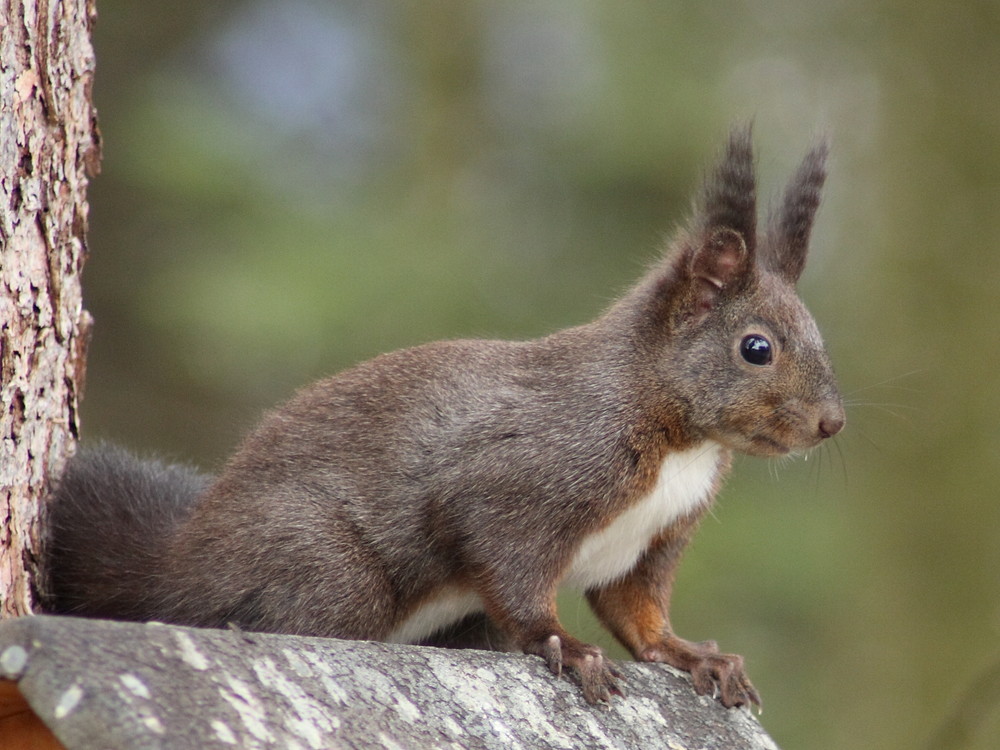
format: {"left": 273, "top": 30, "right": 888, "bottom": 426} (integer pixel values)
{"left": 541, "top": 634, "right": 563, "bottom": 677}
{"left": 639, "top": 636, "right": 761, "bottom": 709}
{"left": 526, "top": 633, "right": 623, "bottom": 704}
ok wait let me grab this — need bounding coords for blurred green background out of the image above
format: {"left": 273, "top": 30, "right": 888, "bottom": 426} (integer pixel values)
{"left": 79, "top": 1, "right": 1000, "bottom": 747}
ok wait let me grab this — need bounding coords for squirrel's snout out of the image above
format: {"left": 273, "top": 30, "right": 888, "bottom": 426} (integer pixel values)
{"left": 817, "top": 410, "right": 845, "bottom": 439}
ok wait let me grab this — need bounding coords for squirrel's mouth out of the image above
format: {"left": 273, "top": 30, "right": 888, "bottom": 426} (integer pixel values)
{"left": 715, "top": 431, "right": 791, "bottom": 457}
{"left": 747, "top": 428, "right": 833, "bottom": 457}
{"left": 747, "top": 434, "right": 791, "bottom": 456}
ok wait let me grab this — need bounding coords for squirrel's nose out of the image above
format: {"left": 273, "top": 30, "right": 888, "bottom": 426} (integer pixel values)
{"left": 818, "top": 412, "right": 845, "bottom": 439}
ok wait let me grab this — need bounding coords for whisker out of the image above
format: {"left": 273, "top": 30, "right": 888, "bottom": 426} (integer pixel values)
{"left": 842, "top": 368, "right": 927, "bottom": 397}
{"left": 847, "top": 426, "right": 884, "bottom": 454}
{"left": 845, "top": 401, "right": 915, "bottom": 423}
{"left": 851, "top": 404, "right": 916, "bottom": 422}
{"left": 766, "top": 456, "right": 781, "bottom": 481}
{"left": 843, "top": 400, "right": 917, "bottom": 410}
{"left": 831, "top": 438, "right": 848, "bottom": 488}
{"left": 810, "top": 444, "right": 823, "bottom": 492}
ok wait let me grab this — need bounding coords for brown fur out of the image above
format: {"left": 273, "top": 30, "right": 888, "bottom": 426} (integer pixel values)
{"left": 45, "top": 126, "right": 844, "bottom": 707}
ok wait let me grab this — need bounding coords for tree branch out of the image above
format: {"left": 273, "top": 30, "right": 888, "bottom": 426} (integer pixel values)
{"left": 0, "top": 615, "right": 779, "bottom": 749}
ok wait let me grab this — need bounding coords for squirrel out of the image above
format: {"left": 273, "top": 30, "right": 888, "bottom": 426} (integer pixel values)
{"left": 43, "top": 126, "right": 844, "bottom": 708}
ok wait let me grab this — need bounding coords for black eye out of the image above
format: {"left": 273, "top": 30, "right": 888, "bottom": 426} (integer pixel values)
{"left": 740, "top": 334, "right": 773, "bottom": 366}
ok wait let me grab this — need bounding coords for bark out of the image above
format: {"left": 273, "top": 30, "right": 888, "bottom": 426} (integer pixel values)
{"left": 0, "top": 0, "right": 99, "bottom": 617}
{"left": 0, "top": 615, "right": 780, "bottom": 750}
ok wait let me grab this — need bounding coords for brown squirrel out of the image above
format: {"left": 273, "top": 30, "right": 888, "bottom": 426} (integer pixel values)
{"left": 44, "top": 126, "right": 844, "bottom": 708}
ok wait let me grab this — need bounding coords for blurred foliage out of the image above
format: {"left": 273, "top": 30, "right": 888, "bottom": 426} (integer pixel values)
{"left": 78, "top": 0, "right": 1000, "bottom": 747}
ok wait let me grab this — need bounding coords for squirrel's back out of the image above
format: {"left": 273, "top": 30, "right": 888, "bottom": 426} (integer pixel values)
{"left": 44, "top": 443, "right": 209, "bottom": 620}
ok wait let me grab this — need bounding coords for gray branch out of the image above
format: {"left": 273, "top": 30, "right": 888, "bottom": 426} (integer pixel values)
{"left": 0, "top": 615, "right": 779, "bottom": 749}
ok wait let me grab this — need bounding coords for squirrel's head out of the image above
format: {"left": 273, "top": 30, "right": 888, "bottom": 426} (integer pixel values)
{"left": 630, "top": 126, "right": 844, "bottom": 457}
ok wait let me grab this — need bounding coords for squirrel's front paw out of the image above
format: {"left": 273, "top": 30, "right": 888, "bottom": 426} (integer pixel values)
{"left": 526, "top": 633, "right": 623, "bottom": 704}
{"left": 640, "top": 637, "right": 761, "bottom": 709}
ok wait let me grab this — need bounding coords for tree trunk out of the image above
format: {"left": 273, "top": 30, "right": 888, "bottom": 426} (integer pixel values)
{"left": 0, "top": 0, "right": 100, "bottom": 618}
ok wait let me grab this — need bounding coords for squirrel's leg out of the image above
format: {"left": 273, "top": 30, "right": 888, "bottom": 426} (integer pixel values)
{"left": 477, "top": 574, "right": 622, "bottom": 704}
{"left": 586, "top": 520, "right": 761, "bottom": 709}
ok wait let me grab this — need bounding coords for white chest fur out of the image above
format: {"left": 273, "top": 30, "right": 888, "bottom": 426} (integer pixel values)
{"left": 564, "top": 441, "right": 723, "bottom": 589}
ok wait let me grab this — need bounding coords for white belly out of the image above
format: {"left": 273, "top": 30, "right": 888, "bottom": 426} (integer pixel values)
{"left": 387, "top": 441, "right": 722, "bottom": 643}
{"left": 564, "top": 441, "right": 722, "bottom": 589}
{"left": 386, "top": 587, "right": 483, "bottom": 644}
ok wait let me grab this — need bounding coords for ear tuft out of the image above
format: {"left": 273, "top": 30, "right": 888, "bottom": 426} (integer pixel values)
{"left": 765, "top": 137, "right": 828, "bottom": 282}
{"left": 696, "top": 124, "right": 757, "bottom": 251}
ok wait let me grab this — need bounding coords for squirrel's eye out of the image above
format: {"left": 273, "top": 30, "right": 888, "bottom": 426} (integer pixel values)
{"left": 740, "top": 334, "right": 773, "bottom": 366}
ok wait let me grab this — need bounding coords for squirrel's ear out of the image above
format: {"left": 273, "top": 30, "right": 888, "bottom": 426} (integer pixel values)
{"left": 686, "top": 228, "right": 751, "bottom": 316}
{"left": 695, "top": 124, "right": 757, "bottom": 253}
{"left": 654, "top": 127, "right": 757, "bottom": 325}
{"left": 765, "top": 138, "right": 828, "bottom": 283}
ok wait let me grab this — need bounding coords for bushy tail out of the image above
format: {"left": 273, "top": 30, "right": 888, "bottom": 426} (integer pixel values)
{"left": 43, "top": 443, "right": 209, "bottom": 621}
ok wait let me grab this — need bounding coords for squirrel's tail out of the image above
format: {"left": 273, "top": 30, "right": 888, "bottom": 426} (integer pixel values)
{"left": 43, "top": 443, "right": 209, "bottom": 621}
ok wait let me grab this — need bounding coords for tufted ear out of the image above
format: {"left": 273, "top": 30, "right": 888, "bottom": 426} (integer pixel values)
{"left": 765, "top": 138, "right": 828, "bottom": 283}
{"left": 686, "top": 228, "right": 752, "bottom": 317}
{"left": 695, "top": 124, "right": 757, "bottom": 253}
{"left": 651, "top": 126, "right": 758, "bottom": 326}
